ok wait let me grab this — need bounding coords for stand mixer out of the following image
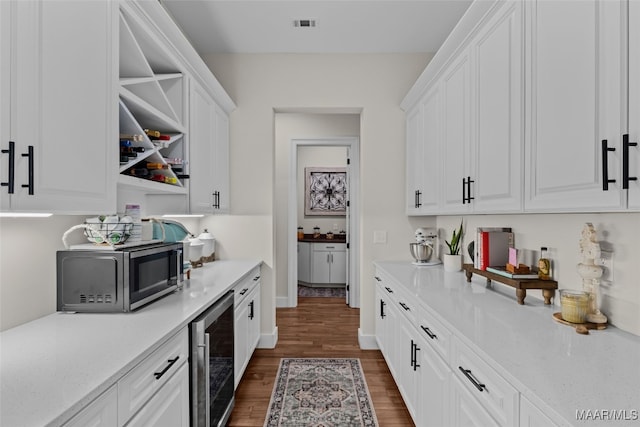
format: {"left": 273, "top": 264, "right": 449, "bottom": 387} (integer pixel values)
{"left": 410, "top": 227, "right": 441, "bottom": 266}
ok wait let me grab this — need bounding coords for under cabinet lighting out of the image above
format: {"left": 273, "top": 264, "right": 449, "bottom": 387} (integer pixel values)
{"left": 0, "top": 212, "right": 53, "bottom": 218}
{"left": 161, "top": 214, "right": 204, "bottom": 218}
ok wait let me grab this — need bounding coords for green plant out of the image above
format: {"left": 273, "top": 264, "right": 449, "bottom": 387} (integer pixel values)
{"left": 445, "top": 221, "right": 463, "bottom": 255}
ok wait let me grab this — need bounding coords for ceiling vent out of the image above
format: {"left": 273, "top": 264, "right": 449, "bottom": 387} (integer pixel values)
{"left": 293, "top": 19, "right": 316, "bottom": 28}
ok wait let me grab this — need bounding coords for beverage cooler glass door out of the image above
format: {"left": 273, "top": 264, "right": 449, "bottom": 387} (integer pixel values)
{"left": 190, "top": 290, "right": 235, "bottom": 427}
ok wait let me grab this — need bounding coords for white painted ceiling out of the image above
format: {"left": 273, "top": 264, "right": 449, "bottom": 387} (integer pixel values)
{"left": 160, "top": 0, "right": 473, "bottom": 54}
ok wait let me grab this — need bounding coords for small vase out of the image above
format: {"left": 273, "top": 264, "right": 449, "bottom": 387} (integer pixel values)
{"left": 443, "top": 254, "right": 462, "bottom": 272}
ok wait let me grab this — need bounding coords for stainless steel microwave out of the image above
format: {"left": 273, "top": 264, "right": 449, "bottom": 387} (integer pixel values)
{"left": 57, "top": 242, "right": 184, "bottom": 313}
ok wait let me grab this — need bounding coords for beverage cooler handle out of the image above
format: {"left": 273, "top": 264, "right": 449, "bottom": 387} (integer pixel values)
{"left": 1, "top": 141, "right": 15, "bottom": 193}
{"left": 204, "top": 332, "right": 211, "bottom": 424}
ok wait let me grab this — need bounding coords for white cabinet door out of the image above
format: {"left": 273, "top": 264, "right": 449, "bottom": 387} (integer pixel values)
{"left": 0, "top": 2, "right": 10, "bottom": 211}
{"left": 297, "top": 242, "right": 311, "bottom": 283}
{"left": 406, "top": 105, "right": 424, "bottom": 214}
{"left": 628, "top": 0, "right": 640, "bottom": 209}
{"left": 397, "top": 322, "right": 420, "bottom": 421}
{"left": 329, "top": 249, "right": 346, "bottom": 284}
{"left": 63, "top": 386, "right": 118, "bottom": 427}
{"left": 470, "top": 0, "right": 523, "bottom": 213}
{"left": 213, "top": 104, "right": 230, "bottom": 213}
{"left": 2, "top": 0, "right": 117, "bottom": 213}
{"left": 451, "top": 375, "right": 500, "bottom": 427}
{"left": 247, "top": 282, "right": 261, "bottom": 354}
{"left": 189, "top": 80, "right": 230, "bottom": 214}
{"left": 418, "top": 335, "right": 451, "bottom": 427}
{"left": 525, "top": 0, "right": 626, "bottom": 211}
{"left": 125, "top": 363, "right": 190, "bottom": 427}
{"left": 234, "top": 296, "right": 249, "bottom": 388}
{"left": 440, "top": 51, "right": 472, "bottom": 214}
{"left": 311, "top": 250, "right": 331, "bottom": 283}
{"left": 520, "top": 396, "right": 558, "bottom": 427}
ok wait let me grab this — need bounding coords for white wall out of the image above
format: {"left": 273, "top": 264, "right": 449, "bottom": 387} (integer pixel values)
{"left": 0, "top": 216, "right": 86, "bottom": 331}
{"left": 437, "top": 213, "right": 640, "bottom": 335}
{"left": 204, "top": 53, "right": 434, "bottom": 341}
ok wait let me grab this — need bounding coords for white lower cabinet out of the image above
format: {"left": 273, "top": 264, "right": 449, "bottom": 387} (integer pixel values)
{"left": 311, "top": 243, "right": 346, "bottom": 284}
{"left": 234, "top": 268, "right": 261, "bottom": 388}
{"left": 297, "top": 242, "right": 311, "bottom": 283}
{"left": 124, "top": 363, "right": 189, "bottom": 427}
{"left": 374, "top": 267, "right": 556, "bottom": 427}
{"left": 63, "top": 386, "right": 118, "bottom": 427}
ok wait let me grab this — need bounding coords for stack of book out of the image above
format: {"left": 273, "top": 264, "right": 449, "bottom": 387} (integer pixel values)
{"left": 474, "top": 227, "right": 514, "bottom": 271}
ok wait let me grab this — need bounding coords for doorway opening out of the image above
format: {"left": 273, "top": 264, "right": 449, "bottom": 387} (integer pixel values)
{"left": 288, "top": 137, "right": 360, "bottom": 309}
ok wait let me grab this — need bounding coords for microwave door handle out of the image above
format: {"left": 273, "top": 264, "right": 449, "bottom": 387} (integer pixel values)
{"left": 176, "top": 248, "right": 183, "bottom": 281}
{"left": 204, "top": 332, "right": 210, "bottom": 426}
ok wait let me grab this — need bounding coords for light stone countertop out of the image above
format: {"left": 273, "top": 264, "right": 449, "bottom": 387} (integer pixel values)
{"left": 0, "top": 259, "right": 261, "bottom": 427}
{"left": 374, "top": 261, "right": 640, "bottom": 427}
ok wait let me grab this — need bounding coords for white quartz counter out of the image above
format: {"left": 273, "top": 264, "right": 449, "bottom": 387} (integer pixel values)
{"left": 0, "top": 259, "right": 261, "bottom": 427}
{"left": 374, "top": 261, "right": 640, "bottom": 426}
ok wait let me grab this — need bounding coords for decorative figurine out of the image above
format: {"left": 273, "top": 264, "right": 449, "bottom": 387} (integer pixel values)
{"left": 577, "top": 223, "right": 607, "bottom": 323}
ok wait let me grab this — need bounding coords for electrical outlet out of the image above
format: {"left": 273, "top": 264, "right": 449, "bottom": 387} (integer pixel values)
{"left": 595, "top": 250, "right": 614, "bottom": 283}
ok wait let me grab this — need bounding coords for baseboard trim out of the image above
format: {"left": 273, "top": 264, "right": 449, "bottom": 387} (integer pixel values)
{"left": 358, "top": 328, "right": 379, "bottom": 350}
{"left": 258, "top": 326, "right": 278, "bottom": 349}
{"left": 276, "top": 296, "right": 290, "bottom": 308}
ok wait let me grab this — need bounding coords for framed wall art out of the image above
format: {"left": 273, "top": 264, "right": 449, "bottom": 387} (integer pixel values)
{"left": 304, "top": 167, "right": 347, "bottom": 216}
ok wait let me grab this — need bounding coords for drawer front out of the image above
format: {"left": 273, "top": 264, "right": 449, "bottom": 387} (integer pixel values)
{"left": 373, "top": 271, "right": 399, "bottom": 304}
{"left": 313, "top": 243, "right": 346, "bottom": 252}
{"left": 118, "top": 328, "right": 188, "bottom": 426}
{"left": 234, "top": 266, "right": 261, "bottom": 308}
{"left": 451, "top": 337, "right": 518, "bottom": 427}
{"left": 417, "top": 306, "right": 451, "bottom": 361}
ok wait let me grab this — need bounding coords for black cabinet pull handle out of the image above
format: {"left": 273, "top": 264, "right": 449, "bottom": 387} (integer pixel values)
{"left": 384, "top": 286, "right": 393, "bottom": 293}
{"left": 1, "top": 141, "right": 15, "bottom": 193}
{"left": 154, "top": 356, "right": 180, "bottom": 380}
{"left": 421, "top": 325, "right": 437, "bottom": 340}
{"left": 239, "top": 288, "right": 249, "bottom": 295}
{"left": 21, "top": 145, "right": 34, "bottom": 195}
{"left": 380, "top": 299, "right": 385, "bottom": 319}
{"left": 374, "top": 276, "right": 381, "bottom": 282}
{"left": 413, "top": 341, "right": 420, "bottom": 371}
{"left": 212, "top": 191, "right": 220, "bottom": 209}
{"left": 467, "top": 176, "right": 474, "bottom": 203}
{"left": 462, "top": 177, "right": 466, "bottom": 204}
{"left": 458, "top": 366, "right": 486, "bottom": 392}
{"left": 249, "top": 300, "right": 254, "bottom": 319}
{"left": 399, "top": 302, "right": 410, "bottom": 311}
{"left": 623, "top": 134, "right": 638, "bottom": 189}
{"left": 253, "top": 276, "right": 260, "bottom": 281}
{"left": 602, "top": 139, "right": 616, "bottom": 191}
{"left": 415, "top": 190, "right": 422, "bottom": 208}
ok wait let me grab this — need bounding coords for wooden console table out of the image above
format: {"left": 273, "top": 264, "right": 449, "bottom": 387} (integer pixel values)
{"left": 462, "top": 264, "right": 558, "bottom": 305}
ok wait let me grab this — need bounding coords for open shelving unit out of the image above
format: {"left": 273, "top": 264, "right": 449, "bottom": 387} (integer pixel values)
{"left": 118, "top": 8, "right": 187, "bottom": 194}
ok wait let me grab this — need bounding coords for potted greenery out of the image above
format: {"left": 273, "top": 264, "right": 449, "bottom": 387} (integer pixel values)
{"left": 443, "top": 221, "right": 463, "bottom": 272}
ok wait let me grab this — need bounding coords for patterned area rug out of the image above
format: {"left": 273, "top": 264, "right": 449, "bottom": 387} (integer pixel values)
{"left": 298, "top": 285, "right": 346, "bottom": 298}
{"left": 264, "top": 358, "right": 378, "bottom": 427}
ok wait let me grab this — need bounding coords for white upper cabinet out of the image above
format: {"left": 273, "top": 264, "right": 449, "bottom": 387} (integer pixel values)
{"left": 628, "top": 0, "right": 640, "bottom": 209}
{"left": 1, "top": 0, "right": 117, "bottom": 214}
{"left": 524, "top": 0, "right": 626, "bottom": 211}
{"left": 440, "top": 50, "right": 473, "bottom": 214}
{"left": 406, "top": 85, "right": 441, "bottom": 215}
{"left": 188, "top": 79, "right": 230, "bottom": 214}
{"left": 469, "top": 0, "right": 523, "bottom": 213}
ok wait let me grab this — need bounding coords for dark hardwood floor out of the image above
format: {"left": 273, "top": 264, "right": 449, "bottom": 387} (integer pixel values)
{"left": 227, "top": 297, "right": 414, "bottom": 426}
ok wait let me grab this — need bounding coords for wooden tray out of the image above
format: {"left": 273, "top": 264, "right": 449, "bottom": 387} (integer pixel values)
{"left": 552, "top": 312, "right": 607, "bottom": 335}
{"left": 463, "top": 264, "right": 557, "bottom": 305}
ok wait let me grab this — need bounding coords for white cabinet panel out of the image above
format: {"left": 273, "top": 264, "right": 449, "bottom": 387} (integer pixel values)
{"left": 125, "top": 363, "right": 189, "bottom": 427}
{"left": 525, "top": 0, "right": 626, "bottom": 211}
{"left": 1, "top": 0, "right": 117, "bottom": 213}
{"left": 234, "top": 270, "right": 261, "bottom": 388}
{"left": 471, "top": 0, "right": 523, "bottom": 213}
{"left": 441, "top": 51, "right": 472, "bottom": 214}
{"left": 419, "top": 334, "right": 451, "bottom": 427}
{"left": 189, "top": 80, "right": 230, "bottom": 214}
{"left": 628, "top": 0, "right": 640, "bottom": 209}
{"left": 63, "top": 386, "right": 117, "bottom": 427}
{"left": 311, "top": 243, "right": 346, "bottom": 284}
{"left": 520, "top": 396, "right": 558, "bottom": 427}
{"left": 451, "top": 375, "right": 500, "bottom": 427}
{"left": 297, "top": 242, "right": 311, "bottom": 283}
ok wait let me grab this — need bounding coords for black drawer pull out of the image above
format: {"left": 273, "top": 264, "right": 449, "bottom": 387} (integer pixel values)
{"left": 458, "top": 366, "right": 486, "bottom": 392}
{"left": 253, "top": 276, "right": 260, "bottom": 281}
{"left": 384, "top": 286, "right": 393, "bottom": 293}
{"left": 154, "top": 356, "right": 180, "bottom": 380}
{"left": 239, "top": 288, "right": 249, "bottom": 295}
{"left": 399, "top": 302, "right": 410, "bottom": 311}
{"left": 374, "top": 276, "right": 381, "bottom": 282}
{"left": 421, "top": 325, "right": 437, "bottom": 340}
